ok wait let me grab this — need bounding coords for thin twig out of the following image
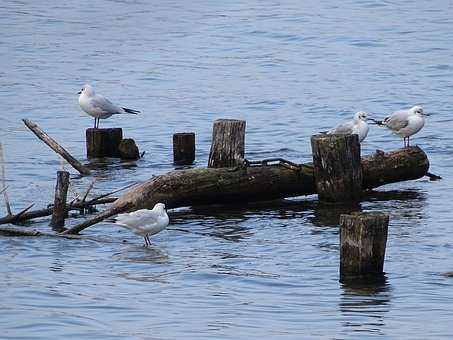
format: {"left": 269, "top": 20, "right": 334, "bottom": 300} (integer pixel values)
{"left": 87, "top": 182, "right": 137, "bottom": 203}
{"left": 0, "top": 143, "right": 12, "bottom": 216}
{"left": 81, "top": 179, "right": 96, "bottom": 203}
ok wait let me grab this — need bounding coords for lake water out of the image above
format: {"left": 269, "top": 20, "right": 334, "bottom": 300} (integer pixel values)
{"left": 1, "top": 0, "right": 453, "bottom": 338}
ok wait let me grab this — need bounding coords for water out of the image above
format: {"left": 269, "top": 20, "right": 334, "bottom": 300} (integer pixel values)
{"left": 1, "top": 0, "right": 453, "bottom": 338}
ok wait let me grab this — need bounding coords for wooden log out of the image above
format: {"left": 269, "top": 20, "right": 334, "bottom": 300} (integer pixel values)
{"left": 173, "top": 133, "right": 195, "bottom": 165}
{"left": 65, "top": 146, "right": 429, "bottom": 235}
{"left": 22, "top": 119, "right": 91, "bottom": 176}
{"left": 339, "top": 212, "right": 389, "bottom": 278}
{"left": 49, "top": 171, "right": 70, "bottom": 231}
{"left": 311, "top": 134, "right": 362, "bottom": 203}
{"left": 208, "top": 119, "right": 246, "bottom": 168}
{"left": 119, "top": 138, "right": 140, "bottom": 160}
{"left": 0, "top": 143, "right": 12, "bottom": 216}
{"left": 86, "top": 128, "right": 123, "bottom": 158}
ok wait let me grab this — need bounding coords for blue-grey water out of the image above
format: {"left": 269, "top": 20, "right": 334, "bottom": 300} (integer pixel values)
{"left": 1, "top": 0, "right": 453, "bottom": 338}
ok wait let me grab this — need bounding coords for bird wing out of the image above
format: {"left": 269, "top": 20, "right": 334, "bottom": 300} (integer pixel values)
{"left": 115, "top": 209, "right": 159, "bottom": 228}
{"left": 328, "top": 120, "right": 354, "bottom": 135}
{"left": 383, "top": 110, "right": 409, "bottom": 131}
{"left": 90, "top": 95, "right": 123, "bottom": 115}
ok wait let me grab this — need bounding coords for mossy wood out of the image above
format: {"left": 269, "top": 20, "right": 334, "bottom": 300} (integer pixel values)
{"left": 65, "top": 146, "right": 429, "bottom": 235}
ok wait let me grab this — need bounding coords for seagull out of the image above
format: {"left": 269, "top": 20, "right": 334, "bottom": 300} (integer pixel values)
{"left": 326, "top": 111, "right": 370, "bottom": 143}
{"left": 113, "top": 203, "right": 169, "bottom": 246}
{"left": 373, "top": 105, "right": 428, "bottom": 147}
{"left": 78, "top": 84, "right": 140, "bottom": 128}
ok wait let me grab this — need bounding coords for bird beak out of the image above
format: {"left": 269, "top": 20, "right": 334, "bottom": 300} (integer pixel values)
{"left": 369, "top": 118, "right": 380, "bottom": 124}
{"left": 77, "top": 90, "right": 82, "bottom": 94}
{"left": 424, "top": 113, "right": 431, "bottom": 116}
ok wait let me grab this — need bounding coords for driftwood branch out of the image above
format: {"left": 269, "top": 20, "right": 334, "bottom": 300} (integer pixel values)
{"left": 0, "top": 197, "right": 116, "bottom": 225}
{"left": 65, "top": 146, "right": 429, "bottom": 235}
{"left": 22, "top": 119, "right": 91, "bottom": 176}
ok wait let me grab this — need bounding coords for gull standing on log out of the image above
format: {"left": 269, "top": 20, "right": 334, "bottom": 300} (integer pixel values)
{"left": 113, "top": 203, "right": 169, "bottom": 246}
{"left": 327, "top": 111, "right": 370, "bottom": 143}
{"left": 373, "top": 106, "right": 428, "bottom": 147}
{"left": 78, "top": 84, "right": 140, "bottom": 128}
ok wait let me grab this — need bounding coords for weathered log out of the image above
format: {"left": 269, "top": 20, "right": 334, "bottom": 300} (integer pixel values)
{"left": 340, "top": 212, "right": 389, "bottom": 278}
{"left": 65, "top": 146, "right": 429, "bottom": 235}
{"left": 311, "top": 134, "right": 362, "bottom": 203}
{"left": 208, "top": 119, "right": 246, "bottom": 168}
{"left": 0, "top": 143, "right": 12, "bottom": 216}
{"left": 23, "top": 119, "right": 91, "bottom": 175}
{"left": 50, "top": 171, "right": 70, "bottom": 231}
{"left": 86, "top": 128, "right": 123, "bottom": 158}
{"left": 119, "top": 138, "right": 140, "bottom": 160}
{"left": 173, "top": 133, "right": 195, "bottom": 165}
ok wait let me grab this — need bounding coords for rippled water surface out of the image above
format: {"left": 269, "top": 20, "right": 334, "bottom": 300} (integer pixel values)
{"left": 1, "top": 0, "right": 453, "bottom": 338}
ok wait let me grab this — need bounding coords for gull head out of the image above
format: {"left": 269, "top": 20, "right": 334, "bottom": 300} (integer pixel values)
{"left": 78, "top": 84, "right": 95, "bottom": 97}
{"left": 410, "top": 105, "right": 427, "bottom": 116}
{"left": 154, "top": 203, "right": 166, "bottom": 211}
{"left": 354, "top": 111, "right": 369, "bottom": 122}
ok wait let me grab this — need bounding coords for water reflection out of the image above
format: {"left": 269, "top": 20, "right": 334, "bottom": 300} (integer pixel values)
{"left": 112, "top": 244, "right": 168, "bottom": 264}
{"left": 339, "top": 275, "right": 392, "bottom": 335}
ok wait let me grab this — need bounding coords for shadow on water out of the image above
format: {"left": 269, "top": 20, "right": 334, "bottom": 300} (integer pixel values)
{"left": 339, "top": 274, "right": 392, "bottom": 334}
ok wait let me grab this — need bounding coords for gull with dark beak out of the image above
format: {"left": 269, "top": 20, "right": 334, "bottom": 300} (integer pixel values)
{"left": 78, "top": 84, "right": 140, "bottom": 128}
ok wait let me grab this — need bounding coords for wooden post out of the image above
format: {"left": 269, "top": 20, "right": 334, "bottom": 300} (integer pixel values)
{"left": 208, "top": 119, "right": 246, "bottom": 168}
{"left": 86, "top": 128, "right": 123, "bottom": 158}
{"left": 119, "top": 138, "right": 140, "bottom": 160}
{"left": 311, "top": 134, "right": 362, "bottom": 203}
{"left": 50, "top": 171, "right": 70, "bottom": 232}
{"left": 22, "top": 119, "right": 91, "bottom": 176}
{"left": 173, "top": 133, "right": 195, "bottom": 165}
{"left": 340, "top": 212, "right": 389, "bottom": 279}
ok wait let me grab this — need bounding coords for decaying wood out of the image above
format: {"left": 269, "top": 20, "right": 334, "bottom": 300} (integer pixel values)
{"left": 119, "top": 138, "right": 140, "bottom": 160}
{"left": 86, "top": 128, "right": 123, "bottom": 158}
{"left": 65, "top": 146, "right": 429, "bottom": 235}
{"left": 208, "top": 119, "right": 246, "bottom": 168}
{"left": 23, "top": 119, "right": 91, "bottom": 175}
{"left": 173, "top": 133, "right": 195, "bottom": 165}
{"left": 50, "top": 171, "right": 70, "bottom": 231}
{"left": 311, "top": 134, "right": 362, "bottom": 203}
{"left": 340, "top": 212, "right": 389, "bottom": 278}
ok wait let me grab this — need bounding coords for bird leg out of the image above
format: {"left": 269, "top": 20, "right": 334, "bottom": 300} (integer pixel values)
{"left": 407, "top": 136, "right": 410, "bottom": 147}
{"left": 145, "top": 234, "right": 151, "bottom": 245}
{"left": 143, "top": 236, "right": 149, "bottom": 247}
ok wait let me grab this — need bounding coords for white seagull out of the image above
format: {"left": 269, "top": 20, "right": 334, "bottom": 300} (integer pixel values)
{"left": 113, "top": 203, "right": 169, "bottom": 246}
{"left": 327, "top": 111, "right": 370, "bottom": 143}
{"left": 78, "top": 84, "right": 140, "bottom": 128}
{"left": 374, "top": 105, "right": 428, "bottom": 147}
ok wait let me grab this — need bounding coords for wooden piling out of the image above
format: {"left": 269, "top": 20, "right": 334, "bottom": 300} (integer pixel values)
{"left": 119, "top": 138, "right": 140, "bottom": 160}
{"left": 50, "top": 170, "right": 70, "bottom": 232}
{"left": 339, "top": 212, "right": 389, "bottom": 279}
{"left": 86, "top": 128, "right": 123, "bottom": 158}
{"left": 173, "top": 133, "right": 195, "bottom": 165}
{"left": 311, "top": 134, "right": 362, "bottom": 203}
{"left": 208, "top": 119, "right": 246, "bottom": 168}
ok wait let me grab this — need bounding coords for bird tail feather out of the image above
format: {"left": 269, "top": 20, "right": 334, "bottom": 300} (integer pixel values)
{"left": 122, "top": 107, "right": 140, "bottom": 114}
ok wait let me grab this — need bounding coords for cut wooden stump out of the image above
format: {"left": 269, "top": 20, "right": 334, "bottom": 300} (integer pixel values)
{"left": 23, "top": 119, "right": 91, "bottom": 176}
{"left": 86, "top": 128, "right": 123, "bottom": 158}
{"left": 208, "top": 119, "right": 246, "bottom": 168}
{"left": 65, "top": 146, "right": 429, "bottom": 235}
{"left": 173, "top": 133, "right": 195, "bottom": 165}
{"left": 340, "top": 212, "right": 389, "bottom": 279}
{"left": 311, "top": 134, "right": 362, "bottom": 203}
{"left": 49, "top": 171, "right": 70, "bottom": 232}
{"left": 119, "top": 138, "right": 140, "bottom": 160}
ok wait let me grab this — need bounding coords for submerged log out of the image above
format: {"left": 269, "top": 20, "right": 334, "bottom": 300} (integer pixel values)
{"left": 311, "top": 134, "right": 362, "bottom": 203}
{"left": 86, "top": 128, "right": 123, "bottom": 158}
{"left": 65, "top": 146, "right": 429, "bottom": 235}
{"left": 23, "top": 119, "right": 91, "bottom": 176}
{"left": 50, "top": 171, "right": 70, "bottom": 231}
{"left": 208, "top": 119, "right": 246, "bottom": 168}
{"left": 119, "top": 138, "right": 140, "bottom": 160}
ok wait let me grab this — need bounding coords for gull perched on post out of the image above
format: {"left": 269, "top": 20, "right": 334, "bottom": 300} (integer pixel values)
{"left": 373, "top": 106, "right": 428, "bottom": 147}
{"left": 326, "top": 111, "right": 370, "bottom": 143}
{"left": 113, "top": 203, "right": 169, "bottom": 246}
{"left": 78, "top": 84, "right": 140, "bottom": 128}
